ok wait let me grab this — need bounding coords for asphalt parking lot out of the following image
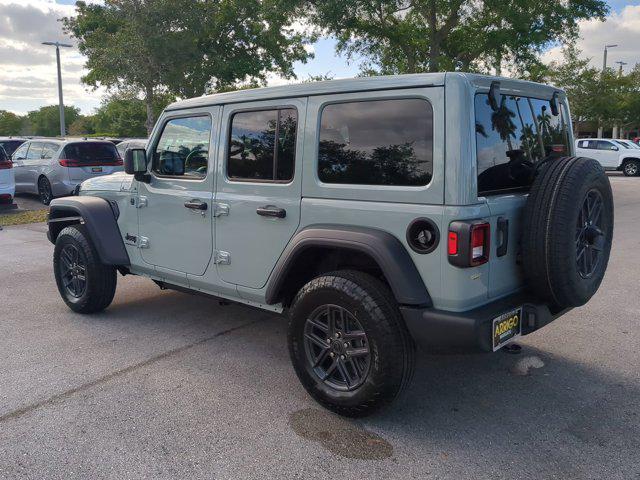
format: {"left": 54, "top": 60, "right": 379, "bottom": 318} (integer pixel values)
{"left": 0, "top": 174, "right": 639, "bottom": 480}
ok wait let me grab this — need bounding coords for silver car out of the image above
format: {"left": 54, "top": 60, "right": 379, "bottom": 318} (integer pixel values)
{"left": 12, "top": 138, "right": 123, "bottom": 204}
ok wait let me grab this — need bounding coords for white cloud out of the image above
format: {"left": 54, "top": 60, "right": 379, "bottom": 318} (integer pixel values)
{"left": 0, "top": 0, "right": 104, "bottom": 115}
{"left": 542, "top": 4, "right": 640, "bottom": 72}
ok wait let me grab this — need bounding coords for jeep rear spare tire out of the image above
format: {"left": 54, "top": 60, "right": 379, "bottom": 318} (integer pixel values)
{"left": 522, "top": 156, "right": 613, "bottom": 309}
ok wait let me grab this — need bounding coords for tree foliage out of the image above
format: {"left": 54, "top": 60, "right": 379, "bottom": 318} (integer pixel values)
{"left": 26, "top": 106, "right": 81, "bottom": 137}
{"left": 63, "top": 0, "right": 312, "bottom": 134}
{"left": 0, "top": 111, "right": 23, "bottom": 136}
{"left": 307, "top": 0, "right": 608, "bottom": 75}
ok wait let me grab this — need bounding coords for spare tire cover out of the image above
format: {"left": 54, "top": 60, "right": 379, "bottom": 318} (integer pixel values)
{"left": 522, "top": 156, "right": 614, "bottom": 309}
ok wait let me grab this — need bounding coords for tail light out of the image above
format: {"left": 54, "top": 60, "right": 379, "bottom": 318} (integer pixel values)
{"left": 0, "top": 159, "right": 12, "bottom": 170}
{"left": 59, "top": 158, "right": 81, "bottom": 167}
{"left": 448, "top": 220, "right": 490, "bottom": 267}
{"left": 59, "top": 158, "right": 122, "bottom": 167}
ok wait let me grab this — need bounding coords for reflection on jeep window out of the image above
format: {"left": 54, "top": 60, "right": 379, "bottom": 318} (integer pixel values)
{"left": 318, "top": 99, "right": 433, "bottom": 186}
{"left": 475, "top": 94, "right": 570, "bottom": 196}
{"left": 228, "top": 108, "right": 297, "bottom": 182}
{"left": 153, "top": 116, "right": 211, "bottom": 178}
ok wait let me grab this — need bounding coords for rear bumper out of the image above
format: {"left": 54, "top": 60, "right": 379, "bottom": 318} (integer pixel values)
{"left": 400, "top": 292, "right": 571, "bottom": 352}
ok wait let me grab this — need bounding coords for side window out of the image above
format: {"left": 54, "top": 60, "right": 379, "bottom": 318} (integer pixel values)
{"left": 597, "top": 140, "right": 615, "bottom": 151}
{"left": 317, "top": 99, "right": 433, "bottom": 186}
{"left": 41, "top": 143, "right": 59, "bottom": 159}
{"left": 578, "top": 140, "right": 589, "bottom": 149}
{"left": 153, "top": 116, "right": 211, "bottom": 179}
{"left": 227, "top": 108, "right": 297, "bottom": 182}
{"left": 26, "top": 143, "right": 43, "bottom": 161}
{"left": 12, "top": 143, "right": 28, "bottom": 159}
{"left": 587, "top": 140, "right": 599, "bottom": 149}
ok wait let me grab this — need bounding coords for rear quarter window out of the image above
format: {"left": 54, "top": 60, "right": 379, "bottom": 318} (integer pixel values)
{"left": 317, "top": 98, "right": 433, "bottom": 186}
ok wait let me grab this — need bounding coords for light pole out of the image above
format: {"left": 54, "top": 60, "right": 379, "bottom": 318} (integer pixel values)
{"left": 602, "top": 44, "right": 618, "bottom": 71}
{"left": 615, "top": 60, "right": 628, "bottom": 74}
{"left": 42, "top": 41, "right": 72, "bottom": 137}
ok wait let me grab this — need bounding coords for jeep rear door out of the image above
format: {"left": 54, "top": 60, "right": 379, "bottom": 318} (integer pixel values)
{"left": 214, "top": 98, "right": 307, "bottom": 289}
{"left": 474, "top": 91, "right": 572, "bottom": 298}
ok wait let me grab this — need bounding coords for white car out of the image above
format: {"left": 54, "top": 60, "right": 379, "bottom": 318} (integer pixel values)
{"left": 0, "top": 145, "right": 15, "bottom": 208}
{"left": 575, "top": 138, "right": 640, "bottom": 176}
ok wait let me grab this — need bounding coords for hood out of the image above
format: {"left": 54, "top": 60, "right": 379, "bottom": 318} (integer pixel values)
{"left": 79, "top": 171, "right": 133, "bottom": 194}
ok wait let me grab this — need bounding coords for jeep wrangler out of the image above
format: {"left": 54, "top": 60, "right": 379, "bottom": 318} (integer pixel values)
{"left": 47, "top": 73, "right": 613, "bottom": 417}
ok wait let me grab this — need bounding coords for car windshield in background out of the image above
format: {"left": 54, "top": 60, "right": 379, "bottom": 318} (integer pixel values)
{"left": 63, "top": 142, "right": 120, "bottom": 164}
{"left": 475, "top": 93, "right": 570, "bottom": 196}
{"left": 0, "top": 140, "right": 25, "bottom": 156}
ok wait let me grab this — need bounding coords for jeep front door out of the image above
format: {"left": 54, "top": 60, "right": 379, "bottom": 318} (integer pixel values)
{"left": 137, "top": 110, "right": 218, "bottom": 278}
{"left": 214, "top": 99, "right": 306, "bottom": 289}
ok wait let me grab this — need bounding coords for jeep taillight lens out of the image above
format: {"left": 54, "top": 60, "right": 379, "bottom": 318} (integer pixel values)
{"left": 448, "top": 220, "right": 490, "bottom": 268}
{"left": 470, "top": 222, "right": 490, "bottom": 266}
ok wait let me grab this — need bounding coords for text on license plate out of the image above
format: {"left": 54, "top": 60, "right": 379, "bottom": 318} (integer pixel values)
{"left": 492, "top": 307, "right": 522, "bottom": 351}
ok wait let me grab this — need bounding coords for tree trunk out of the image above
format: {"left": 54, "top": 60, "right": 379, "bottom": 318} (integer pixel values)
{"left": 144, "top": 85, "right": 155, "bottom": 136}
{"left": 428, "top": 0, "right": 439, "bottom": 72}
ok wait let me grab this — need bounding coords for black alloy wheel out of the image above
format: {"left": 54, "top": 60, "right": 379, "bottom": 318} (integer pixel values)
{"left": 576, "top": 189, "right": 605, "bottom": 279}
{"left": 59, "top": 244, "right": 88, "bottom": 298}
{"left": 303, "top": 304, "right": 371, "bottom": 392}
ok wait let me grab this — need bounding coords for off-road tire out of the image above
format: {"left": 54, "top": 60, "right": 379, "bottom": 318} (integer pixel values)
{"left": 288, "top": 270, "right": 415, "bottom": 417}
{"left": 53, "top": 225, "right": 117, "bottom": 313}
{"left": 622, "top": 159, "right": 639, "bottom": 176}
{"left": 522, "top": 156, "right": 613, "bottom": 309}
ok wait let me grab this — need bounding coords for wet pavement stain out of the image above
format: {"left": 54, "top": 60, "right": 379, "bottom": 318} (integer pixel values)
{"left": 289, "top": 408, "right": 393, "bottom": 460}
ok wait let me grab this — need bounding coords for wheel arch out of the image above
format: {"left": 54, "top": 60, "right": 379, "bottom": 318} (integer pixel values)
{"left": 48, "top": 196, "right": 130, "bottom": 266}
{"left": 265, "top": 225, "right": 431, "bottom": 307}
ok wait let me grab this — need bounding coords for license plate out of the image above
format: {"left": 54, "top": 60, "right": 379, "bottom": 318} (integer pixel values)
{"left": 492, "top": 307, "right": 522, "bottom": 351}
{"left": 91, "top": 167, "right": 103, "bottom": 173}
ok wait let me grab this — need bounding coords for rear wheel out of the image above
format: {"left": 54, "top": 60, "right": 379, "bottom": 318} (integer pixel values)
{"left": 288, "top": 270, "right": 414, "bottom": 417}
{"left": 38, "top": 176, "right": 53, "bottom": 205}
{"left": 623, "top": 159, "right": 639, "bottom": 176}
{"left": 53, "top": 225, "right": 117, "bottom": 313}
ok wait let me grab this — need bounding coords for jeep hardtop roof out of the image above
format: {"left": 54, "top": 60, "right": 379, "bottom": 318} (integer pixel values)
{"left": 166, "top": 73, "right": 564, "bottom": 112}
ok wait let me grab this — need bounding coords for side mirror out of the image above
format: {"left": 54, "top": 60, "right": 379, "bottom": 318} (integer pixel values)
{"left": 125, "top": 148, "right": 152, "bottom": 182}
{"left": 610, "top": 145, "right": 619, "bottom": 151}
{"left": 488, "top": 81, "right": 501, "bottom": 111}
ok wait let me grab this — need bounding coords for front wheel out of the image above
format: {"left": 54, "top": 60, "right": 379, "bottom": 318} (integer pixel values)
{"left": 288, "top": 270, "right": 414, "bottom": 417}
{"left": 53, "top": 225, "right": 117, "bottom": 313}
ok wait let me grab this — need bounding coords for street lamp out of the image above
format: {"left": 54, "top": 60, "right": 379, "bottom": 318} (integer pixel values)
{"left": 602, "top": 44, "right": 618, "bottom": 71}
{"left": 42, "top": 41, "right": 72, "bottom": 137}
{"left": 615, "top": 61, "right": 628, "bottom": 74}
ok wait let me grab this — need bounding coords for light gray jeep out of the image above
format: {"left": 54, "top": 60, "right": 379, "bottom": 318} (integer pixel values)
{"left": 47, "top": 73, "right": 614, "bottom": 417}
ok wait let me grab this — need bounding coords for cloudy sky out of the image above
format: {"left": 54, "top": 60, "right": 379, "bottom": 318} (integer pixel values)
{"left": 0, "top": 0, "right": 638, "bottom": 116}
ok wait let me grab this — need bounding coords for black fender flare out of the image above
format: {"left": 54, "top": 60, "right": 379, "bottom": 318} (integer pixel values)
{"left": 265, "top": 225, "right": 431, "bottom": 306}
{"left": 47, "top": 196, "right": 130, "bottom": 266}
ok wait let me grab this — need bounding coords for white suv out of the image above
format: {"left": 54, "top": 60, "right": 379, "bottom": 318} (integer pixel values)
{"left": 575, "top": 138, "right": 640, "bottom": 176}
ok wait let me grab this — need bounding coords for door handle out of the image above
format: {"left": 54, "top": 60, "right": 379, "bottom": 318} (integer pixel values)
{"left": 256, "top": 205, "right": 286, "bottom": 218}
{"left": 184, "top": 199, "right": 208, "bottom": 211}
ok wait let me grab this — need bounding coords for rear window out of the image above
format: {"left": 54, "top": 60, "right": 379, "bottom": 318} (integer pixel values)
{"left": 63, "top": 143, "right": 119, "bottom": 164}
{"left": 475, "top": 94, "right": 570, "bottom": 196}
{"left": 0, "top": 140, "right": 24, "bottom": 156}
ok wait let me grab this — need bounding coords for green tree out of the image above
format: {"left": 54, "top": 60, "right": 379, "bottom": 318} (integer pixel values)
{"left": 0, "top": 110, "right": 23, "bottom": 136}
{"left": 68, "top": 115, "right": 97, "bottom": 136}
{"left": 27, "top": 105, "right": 80, "bottom": 137}
{"left": 92, "top": 93, "right": 174, "bottom": 137}
{"left": 307, "top": 0, "right": 608, "bottom": 75}
{"left": 63, "top": 0, "right": 312, "bottom": 134}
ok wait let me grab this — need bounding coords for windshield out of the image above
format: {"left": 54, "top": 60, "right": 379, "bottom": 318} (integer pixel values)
{"left": 475, "top": 93, "right": 570, "bottom": 196}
